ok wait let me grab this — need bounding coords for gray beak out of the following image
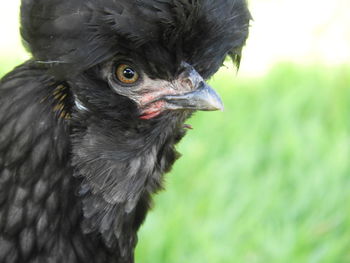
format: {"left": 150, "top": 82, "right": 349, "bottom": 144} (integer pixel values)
{"left": 161, "top": 63, "right": 224, "bottom": 111}
{"left": 162, "top": 82, "right": 224, "bottom": 111}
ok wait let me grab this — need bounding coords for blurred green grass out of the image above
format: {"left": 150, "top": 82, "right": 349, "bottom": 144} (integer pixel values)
{"left": 136, "top": 64, "right": 350, "bottom": 263}
{"left": 1, "top": 62, "right": 350, "bottom": 262}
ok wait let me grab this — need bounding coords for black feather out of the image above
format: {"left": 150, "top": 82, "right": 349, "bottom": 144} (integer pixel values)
{"left": 1, "top": 0, "right": 250, "bottom": 262}
{"left": 20, "top": 0, "right": 250, "bottom": 78}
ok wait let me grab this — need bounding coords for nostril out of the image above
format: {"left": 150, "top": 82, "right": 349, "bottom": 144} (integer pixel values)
{"left": 175, "top": 64, "right": 204, "bottom": 92}
{"left": 180, "top": 78, "right": 194, "bottom": 92}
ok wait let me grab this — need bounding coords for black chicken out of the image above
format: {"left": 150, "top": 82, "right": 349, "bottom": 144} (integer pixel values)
{"left": 0, "top": 0, "right": 250, "bottom": 262}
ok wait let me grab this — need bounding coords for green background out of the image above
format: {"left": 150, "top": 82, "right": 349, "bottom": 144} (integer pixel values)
{"left": 1, "top": 0, "right": 350, "bottom": 262}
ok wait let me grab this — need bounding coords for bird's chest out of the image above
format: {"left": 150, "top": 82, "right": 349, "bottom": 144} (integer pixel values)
{"left": 69, "top": 140, "right": 179, "bottom": 258}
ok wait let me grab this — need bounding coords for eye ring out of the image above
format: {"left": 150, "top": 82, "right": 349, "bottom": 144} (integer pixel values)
{"left": 115, "top": 64, "right": 140, "bottom": 85}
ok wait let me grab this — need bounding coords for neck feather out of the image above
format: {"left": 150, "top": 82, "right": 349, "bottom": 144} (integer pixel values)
{"left": 71, "top": 110, "right": 188, "bottom": 257}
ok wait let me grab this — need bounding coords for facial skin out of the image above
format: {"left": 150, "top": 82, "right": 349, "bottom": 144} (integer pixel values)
{"left": 101, "top": 58, "right": 224, "bottom": 120}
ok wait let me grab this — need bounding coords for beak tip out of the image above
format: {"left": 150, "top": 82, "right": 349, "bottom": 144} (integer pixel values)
{"left": 210, "top": 95, "right": 224, "bottom": 112}
{"left": 212, "top": 101, "right": 224, "bottom": 112}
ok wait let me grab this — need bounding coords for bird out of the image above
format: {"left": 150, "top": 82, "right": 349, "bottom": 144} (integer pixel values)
{"left": 0, "top": 0, "right": 250, "bottom": 262}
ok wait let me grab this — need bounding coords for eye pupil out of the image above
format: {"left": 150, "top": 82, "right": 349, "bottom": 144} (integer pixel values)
{"left": 123, "top": 68, "right": 135, "bottom": 79}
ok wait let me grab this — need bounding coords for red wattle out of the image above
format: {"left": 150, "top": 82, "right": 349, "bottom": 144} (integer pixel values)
{"left": 139, "top": 100, "right": 165, "bottom": 120}
{"left": 139, "top": 111, "right": 161, "bottom": 120}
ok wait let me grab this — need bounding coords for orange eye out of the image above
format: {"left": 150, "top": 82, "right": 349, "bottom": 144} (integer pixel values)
{"left": 115, "top": 64, "right": 139, "bottom": 84}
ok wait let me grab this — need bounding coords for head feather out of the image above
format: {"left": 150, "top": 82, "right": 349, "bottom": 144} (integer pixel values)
{"left": 21, "top": 0, "right": 251, "bottom": 79}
